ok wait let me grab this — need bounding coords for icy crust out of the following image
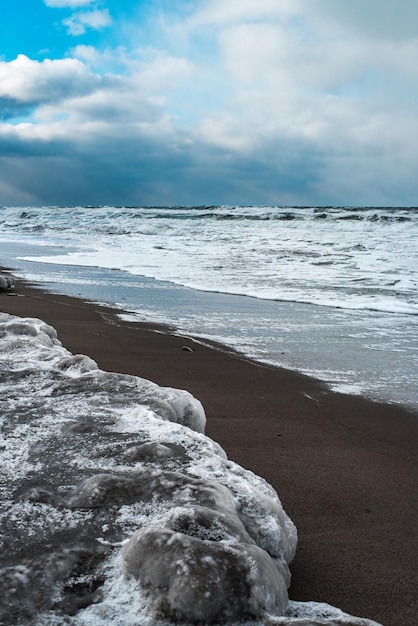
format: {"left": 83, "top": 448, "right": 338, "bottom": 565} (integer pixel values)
{"left": 0, "top": 314, "right": 381, "bottom": 626}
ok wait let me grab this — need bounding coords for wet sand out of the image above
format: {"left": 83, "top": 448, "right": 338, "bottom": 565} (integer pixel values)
{"left": 1, "top": 271, "right": 417, "bottom": 626}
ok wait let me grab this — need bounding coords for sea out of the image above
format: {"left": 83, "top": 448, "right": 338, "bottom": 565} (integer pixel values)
{"left": 1, "top": 205, "right": 406, "bottom": 625}
{"left": 1, "top": 205, "right": 417, "bottom": 410}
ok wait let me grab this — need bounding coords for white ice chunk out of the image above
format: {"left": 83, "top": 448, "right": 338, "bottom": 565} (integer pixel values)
{"left": 0, "top": 313, "right": 382, "bottom": 626}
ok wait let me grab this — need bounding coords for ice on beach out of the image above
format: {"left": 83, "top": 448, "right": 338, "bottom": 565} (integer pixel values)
{"left": 0, "top": 274, "right": 14, "bottom": 291}
{"left": 0, "top": 313, "right": 382, "bottom": 626}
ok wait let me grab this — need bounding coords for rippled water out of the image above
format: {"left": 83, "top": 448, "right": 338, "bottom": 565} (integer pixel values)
{"left": 1, "top": 205, "right": 417, "bottom": 409}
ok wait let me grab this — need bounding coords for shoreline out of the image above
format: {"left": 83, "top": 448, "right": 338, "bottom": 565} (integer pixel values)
{"left": 1, "top": 270, "right": 418, "bottom": 626}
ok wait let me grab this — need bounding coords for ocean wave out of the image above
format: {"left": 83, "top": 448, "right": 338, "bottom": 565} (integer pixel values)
{"left": 16, "top": 246, "right": 418, "bottom": 316}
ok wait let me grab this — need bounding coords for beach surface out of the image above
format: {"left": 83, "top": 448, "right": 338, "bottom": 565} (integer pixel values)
{"left": 1, "top": 270, "right": 417, "bottom": 626}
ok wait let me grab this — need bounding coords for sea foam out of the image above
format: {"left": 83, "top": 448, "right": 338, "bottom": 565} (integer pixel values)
{"left": 0, "top": 313, "right": 381, "bottom": 625}
{"left": 2, "top": 204, "right": 418, "bottom": 409}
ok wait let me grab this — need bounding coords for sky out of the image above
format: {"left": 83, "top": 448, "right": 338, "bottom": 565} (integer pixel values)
{"left": 0, "top": 0, "right": 417, "bottom": 207}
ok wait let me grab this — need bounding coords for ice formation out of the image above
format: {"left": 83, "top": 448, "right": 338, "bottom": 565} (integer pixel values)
{"left": 0, "top": 313, "right": 382, "bottom": 625}
{"left": 0, "top": 274, "right": 14, "bottom": 291}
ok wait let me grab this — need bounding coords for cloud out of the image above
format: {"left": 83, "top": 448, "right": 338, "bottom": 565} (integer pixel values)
{"left": 177, "top": 0, "right": 418, "bottom": 152}
{"left": 0, "top": 117, "right": 319, "bottom": 207}
{"left": 186, "top": 0, "right": 297, "bottom": 27}
{"left": 63, "top": 9, "right": 112, "bottom": 36}
{"left": 1, "top": 0, "right": 418, "bottom": 206}
{"left": 188, "top": 0, "right": 418, "bottom": 41}
{"left": 0, "top": 55, "right": 100, "bottom": 111}
{"left": 44, "top": 0, "right": 96, "bottom": 7}
{"left": 304, "top": 0, "right": 418, "bottom": 40}
{"left": 0, "top": 44, "right": 195, "bottom": 124}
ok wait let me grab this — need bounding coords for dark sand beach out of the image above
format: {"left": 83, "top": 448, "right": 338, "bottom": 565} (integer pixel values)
{"left": 1, "top": 270, "right": 417, "bottom": 626}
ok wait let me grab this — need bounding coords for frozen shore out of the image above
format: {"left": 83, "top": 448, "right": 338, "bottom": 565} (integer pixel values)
{"left": 1, "top": 272, "right": 418, "bottom": 625}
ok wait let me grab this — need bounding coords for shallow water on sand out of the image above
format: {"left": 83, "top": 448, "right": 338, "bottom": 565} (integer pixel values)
{"left": 2, "top": 240, "right": 418, "bottom": 411}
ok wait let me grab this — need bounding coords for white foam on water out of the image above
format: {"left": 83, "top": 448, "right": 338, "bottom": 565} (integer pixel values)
{"left": 0, "top": 313, "right": 382, "bottom": 625}
{"left": 1, "top": 205, "right": 418, "bottom": 409}
{"left": 1, "top": 205, "right": 416, "bottom": 316}
{"left": 16, "top": 248, "right": 418, "bottom": 315}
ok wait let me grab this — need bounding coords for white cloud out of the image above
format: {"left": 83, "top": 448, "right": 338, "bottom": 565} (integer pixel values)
{"left": 182, "top": 0, "right": 418, "bottom": 139}
{"left": 36, "top": 85, "right": 164, "bottom": 127}
{"left": 186, "top": 0, "right": 299, "bottom": 27}
{"left": 303, "top": 0, "right": 418, "bottom": 40}
{"left": 0, "top": 45, "right": 196, "bottom": 141}
{"left": 71, "top": 44, "right": 102, "bottom": 64}
{"left": 188, "top": 0, "right": 418, "bottom": 41}
{"left": 63, "top": 9, "right": 112, "bottom": 36}
{"left": 217, "top": 21, "right": 383, "bottom": 98}
{"left": 129, "top": 52, "right": 195, "bottom": 92}
{"left": 0, "top": 55, "right": 100, "bottom": 105}
{"left": 44, "top": 0, "right": 96, "bottom": 7}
